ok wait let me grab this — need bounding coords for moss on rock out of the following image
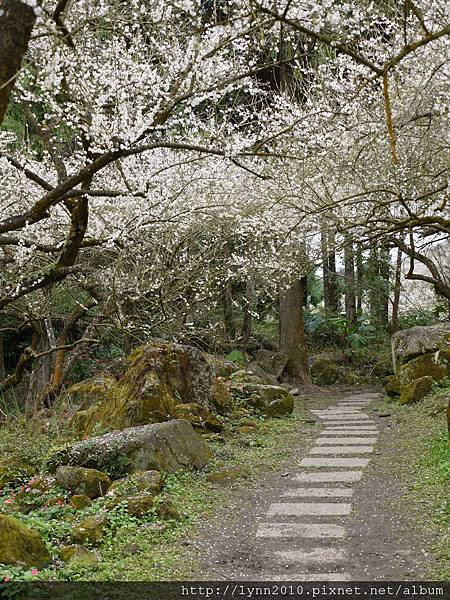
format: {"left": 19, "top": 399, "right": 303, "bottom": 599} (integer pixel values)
{"left": 397, "top": 350, "right": 450, "bottom": 389}
{"left": 399, "top": 376, "right": 434, "bottom": 406}
{"left": 0, "top": 514, "right": 50, "bottom": 567}
{"left": 56, "top": 466, "right": 111, "bottom": 499}
{"left": 72, "top": 514, "right": 108, "bottom": 545}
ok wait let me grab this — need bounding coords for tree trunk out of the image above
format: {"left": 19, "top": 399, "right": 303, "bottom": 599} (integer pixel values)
{"left": 321, "top": 226, "right": 338, "bottom": 312}
{"left": 391, "top": 247, "right": 403, "bottom": 333}
{"left": 221, "top": 241, "right": 236, "bottom": 342}
{"left": 279, "top": 279, "right": 310, "bottom": 384}
{"left": 240, "top": 278, "right": 254, "bottom": 351}
{"left": 0, "top": 333, "right": 5, "bottom": 381}
{"left": 344, "top": 241, "right": 357, "bottom": 326}
{"left": 379, "top": 245, "right": 390, "bottom": 327}
{"left": 0, "top": 0, "right": 40, "bottom": 124}
{"left": 356, "top": 243, "right": 364, "bottom": 316}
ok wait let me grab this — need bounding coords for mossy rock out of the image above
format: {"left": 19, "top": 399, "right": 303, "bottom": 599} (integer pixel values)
{"left": 133, "top": 470, "right": 163, "bottom": 495}
{"left": 59, "top": 545, "right": 98, "bottom": 566}
{"left": 56, "top": 466, "right": 111, "bottom": 499}
{"left": 66, "top": 342, "right": 220, "bottom": 437}
{"left": 253, "top": 349, "right": 289, "bottom": 380}
{"left": 385, "top": 375, "right": 401, "bottom": 397}
{"left": 211, "top": 378, "right": 233, "bottom": 414}
{"left": 202, "top": 353, "right": 238, "bottom": 378}
{"left": 70, "top": 495, "right": 92, "bottom": 510}
{"left": 72, "top": 514, "right": 108, "bottom": 545}
{"left": 392, "top": 324, "right": 450, "bottom": 371}
{"left": 0, "top": 514, "right": 51, "bottom": 567}
{"left": 157, "top": 498, "right": 181, "bottom": 520}
{"left": 399, "top": 376, "right": 434, "bottom": 406}
{"left": 310, "top": 357, "right": 340, "bottom": 385}
{"left": 49, "top": 420, "right": 212, "bottom": 477}
{"left": 230, "top": 383, "right": 294, "bottom": 417}
{"left": 397, "top": 350, "right": 450, "bottom": 389}
{"left": 207, "top": 466, "right": 250, "bottom": 486}
{"left": 125, "top": 494, "right": 154, "bottom": 517}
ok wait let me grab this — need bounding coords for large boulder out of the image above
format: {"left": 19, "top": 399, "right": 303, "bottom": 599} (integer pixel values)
{"left": 392, "top": 324, "right": 450, "bottom": 372}
{"left": 397, "top": 350, "right": 450, "bottom": 389}
{"left": 62, "top": 342, "right": 228, "bottom": 436}
{"left": 0, "top": 514, "right": 51, "bottom": 567}
{"left": 253, "top": 349, "right": 289, "bottom": 380}
{"left": 48, "top": 420, "right": 211, "bottom": 478}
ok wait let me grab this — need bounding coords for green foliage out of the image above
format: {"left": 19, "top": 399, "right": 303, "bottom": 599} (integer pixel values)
{"left": 225, "top": 349, "right": 246, "bottom": 365}
{"left": 397, "top": 308, "right": 446, "bottom": 329}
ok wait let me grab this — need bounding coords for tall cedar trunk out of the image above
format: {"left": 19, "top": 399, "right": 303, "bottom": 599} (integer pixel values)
{"left": 391, "top": 247, "right": 403, "bottom": 333}
{"left": 240, "top": 278, "right": 254, "bottom": 351}
{"left": 368, "top": 244, "right": 379, "bottom": 327}
{"left": 321, "top": 225, "right": 338, "bottom": 312}
{"left": 221, "top": 241, "right": 236, "bottom": 341}
{"left": 344, "top": 241, "right": 357, "bottom": 326}
{"left": 356, "top": 243, "right": 364, "bottom": 315}
{"left": 279, "top": 279, "right": 310, "bottom": 383}
{"left": 0, "top": 333, "right": 5, "bottom": 380}
{"left": 379, "top": 245, "right": 390, "bottom": 327}
{"left": 0, "top": 0, "right": 39, "bottom": 124}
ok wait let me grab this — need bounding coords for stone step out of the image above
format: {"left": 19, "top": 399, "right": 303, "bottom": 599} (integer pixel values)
{"left": 300, "top": 457, "right": 370, "bottom": 468}
{"left": 282, "top": 487, "right": 354, "bottom": 498}
{"left": 256, "top": 522, "right": 347, "bottom": 538}
{"left": 264, "top": 573, "right": 352, "bottom": 581}
{"left": 293, "top": 471, "right": 363, "bottom": 483}
{"left": 310, "top": 446, "right": 374, "bottom": 455}
{"left": 275, "top": 548, "right": 347, "bottom": 563}
{"left": 316, "top": 437, "right": 378, "bottom": 445}
{"left": 268, "top": 503, "right": 352, "bottom": 516}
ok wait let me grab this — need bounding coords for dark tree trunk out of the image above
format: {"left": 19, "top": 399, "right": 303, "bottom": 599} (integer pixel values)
{"left": 344, "top": 241, "right": 357, "bottom": 326}
{"left": 391, "top": 246, "right": 403, "bottom": 333}
{"left": 321, "top": 226, "right": 339, "bottom": 312}
{"left": 0, "top": 0, "right": 39, "bottom": 124}
{"left": 0, "top": 332, "right": 4, "bottom": 380}
{"left": 279, "top": 279, "right": 310, "bottom": 384}
{"left": 356, "top": 243, "right": 364, "bottom": 316}
{"left": 240, "top": 278, "right": 254, "bottom": 351}
{"left": 379, "top": 245, "right": 390, "bottom": 327}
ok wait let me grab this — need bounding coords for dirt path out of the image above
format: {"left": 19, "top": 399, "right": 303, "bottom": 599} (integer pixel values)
{"left": 190, "top": 389, "right": 438, "bottom": 580}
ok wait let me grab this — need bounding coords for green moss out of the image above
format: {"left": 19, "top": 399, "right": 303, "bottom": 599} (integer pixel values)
{"left": 398, "top": 350, "right": 450, "bottom": 389}
{"left": 399, "top": 376, "right": 434, "bottom": 405}
{"left": 0, "top": 514, "right": 50, "bottom": 567}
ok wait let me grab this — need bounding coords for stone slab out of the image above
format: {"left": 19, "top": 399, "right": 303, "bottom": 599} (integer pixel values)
{"left": 275, "top": 548, "right": 346, "bottom": 563}
{"left": 266, "top": 573, "right": 352, "bottom": 581}
{"left": 293, "top": 471, "right": 363, "bottom": 482}
{"left": 268, "top": 502, "right": 352, "bottom": 516}
{"left": 310, "top": 446, "right": 374, "bottom": 455}
{"left": 256, "top": 522, "right": 347, "bottom": 538}
{"left": 316, "top": 437, "right": 378, "bottom": 445}
{"left": 300, "top": 457, "right": 370, "bottom": 467}
{"left": 282, "top": 487, "right": 354, "bottom": 498}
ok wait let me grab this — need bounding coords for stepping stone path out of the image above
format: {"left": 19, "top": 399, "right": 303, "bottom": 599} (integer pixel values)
{"left": 256, "top": 391, "right": 380, "bottom": 581}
